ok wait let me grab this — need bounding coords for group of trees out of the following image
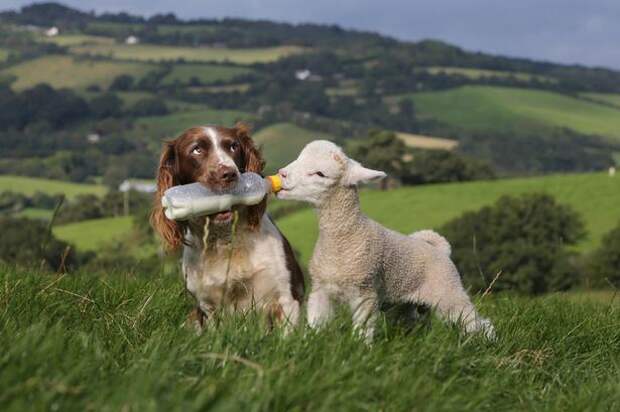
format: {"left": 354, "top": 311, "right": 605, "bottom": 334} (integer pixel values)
{"left": 347, "top": 130, "right": 496, "bottom": 187}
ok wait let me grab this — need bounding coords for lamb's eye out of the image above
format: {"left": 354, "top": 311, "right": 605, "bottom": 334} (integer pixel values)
{"left": 191, "top": 146, "right": 202, "bottom": 155}
{"left": 315, "top": 171, "right": 326, "bottom": 178}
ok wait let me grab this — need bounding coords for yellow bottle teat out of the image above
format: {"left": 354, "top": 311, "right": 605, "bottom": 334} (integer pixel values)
{"left": 267, "top": 175, "right": 282, "bottom": 193}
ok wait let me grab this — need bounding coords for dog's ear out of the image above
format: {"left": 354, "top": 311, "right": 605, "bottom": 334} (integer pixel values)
{"left": 235, "top": 122, "right": 266, "bottom": 230}
{"left": 150, "top": 140, "right": 186, "bottom": 251}
{"left": 343, "top": 159, "right": 387, "bottom": 186}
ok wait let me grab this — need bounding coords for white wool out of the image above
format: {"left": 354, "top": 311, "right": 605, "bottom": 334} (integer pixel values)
{"left": 279, "top": 140, "right": 495, "bottom": 342}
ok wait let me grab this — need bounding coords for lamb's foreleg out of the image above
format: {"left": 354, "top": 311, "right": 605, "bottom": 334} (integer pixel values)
{"left": 349, "top": 293, "right": 379, "bottom": 343}
{"left": 307, "top": 287, "right": 334, "bottom": 329}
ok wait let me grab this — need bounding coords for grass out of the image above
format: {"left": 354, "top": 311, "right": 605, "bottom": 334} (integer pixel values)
{"left": 160, "top": 64, "right": 253, "bottom": 86}
{"left": 276, "top": 172, "right": 620, "bottom": 264}
{"left": 254, "top": 123, "right": 336, "bottom": 174}
{"left": 69, "top": 44, "right": 306, "bottom": 64}
{"left": 396, "top": 132, "right": 458, "bottom": 150}
{"left": 0, "top": 175, "right": 106, "bottom": 199}
{"left": 398, "top": 86, "right": 620, "bottom": 140}
{"left": 421, "top": 66, "right": 556, "bottom": 83}
{"left": 0, "top": 48, "right": 10, "bottom": 62}
{"left": 1, "top": 268, "right": 619, "bottom": 411}
{"left": 16, "top": 208, "right": 54, "bottom": 220}
{"left": 53, "top": 216, "right": 133, "bottom": 251}
{"left": 581, "top": 92, "right": 620, "bottom": 108}
{"left": 1, "top": 55, "right": 156, "bottom": 91}
{"left": 40, "top": 34, "right": 115, "bottom": 47}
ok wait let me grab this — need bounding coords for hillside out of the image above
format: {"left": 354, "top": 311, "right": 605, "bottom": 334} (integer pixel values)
{"left": 402, "top": 86, "right": 620, "bottom": 140}
{"left": 0, "top": 176, "right": 106, "bottom": 198}
{"left": 276, "top": 172, "right": 620, "bottom": 264}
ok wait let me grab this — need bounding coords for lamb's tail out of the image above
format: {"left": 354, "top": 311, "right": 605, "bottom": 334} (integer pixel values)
{"left": 409, "top": 230, "right": 451, "bottom": 256}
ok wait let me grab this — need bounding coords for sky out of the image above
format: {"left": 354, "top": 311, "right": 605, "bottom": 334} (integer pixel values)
{"left": 4, "top": 0, "right": 620, "bottom": 70}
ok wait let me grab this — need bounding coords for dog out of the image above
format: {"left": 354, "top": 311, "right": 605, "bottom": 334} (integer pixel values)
{"left": 150, "top": 123, "right": 304, "bottom": 330}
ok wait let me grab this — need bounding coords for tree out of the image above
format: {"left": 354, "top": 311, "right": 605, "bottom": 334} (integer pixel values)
{"left": 109, "top": 75, "right": 134, "bottom": 91}
{"left": 346, "top": 130, "right": 408, "bottom": 189}
{"left": 89, "top": 93, "right": 123, "bottom": 118}
{"left": 588, "top": 222, "right": 620, "bottom": 288}
{"left": 130, "top": 97, "right": 169, "bottom": 116}
{"left": 402, "top": 150, "right": 495, "bottom": 185}
{"left": 0, "top": 217, "right": 77, "bottom": 271}
{"left": 440, "top": 193, "right": 585, "bottom": 295}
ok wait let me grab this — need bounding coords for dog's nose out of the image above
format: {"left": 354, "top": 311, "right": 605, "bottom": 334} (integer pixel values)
{"left": 214, "top": 165, "right": 238, "bottom": 183}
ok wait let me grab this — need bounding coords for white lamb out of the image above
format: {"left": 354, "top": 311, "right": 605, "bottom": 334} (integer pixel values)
{"left": 277, "top": 140, "right": 495, "bottom": 342}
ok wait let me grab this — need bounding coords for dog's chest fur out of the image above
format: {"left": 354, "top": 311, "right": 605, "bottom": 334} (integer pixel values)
{"left": 182, "top": 217, "right": 288, "bottom": 313}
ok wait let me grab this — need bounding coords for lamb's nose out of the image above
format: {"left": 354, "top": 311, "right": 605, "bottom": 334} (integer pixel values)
{"left": 278, "top": 169, "right": 288, "bottom": 178}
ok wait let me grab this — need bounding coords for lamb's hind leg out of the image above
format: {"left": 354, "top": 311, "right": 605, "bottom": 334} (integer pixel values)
{"left": 411, "top": 277, "right": 495, "bottom": 340}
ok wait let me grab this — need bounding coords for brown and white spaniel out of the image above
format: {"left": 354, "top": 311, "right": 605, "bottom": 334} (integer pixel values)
{"left": 151, "top": 123, "right": 304, "bottom": 329}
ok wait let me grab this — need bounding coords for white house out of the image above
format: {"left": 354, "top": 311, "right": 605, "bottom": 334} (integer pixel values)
{"left": 125, "top": 36, "right": 139, "bottom": 45}
{"left": 45, "top": 27, "right": 59, "bottom": 37}
{"left": 119, "top": 179, "right": 156, "bottom": 193}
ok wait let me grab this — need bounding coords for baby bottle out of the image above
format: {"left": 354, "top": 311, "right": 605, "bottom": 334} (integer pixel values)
{"left": 161, "top": 172, "right": 282, "bottom": 221}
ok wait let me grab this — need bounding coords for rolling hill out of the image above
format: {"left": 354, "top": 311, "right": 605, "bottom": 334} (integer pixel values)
{"left": 276, "top": 172, "right": 620, "bottom": 264}
{"left": 53, "top": 215, "right": 133, "bottom": 251}
{"left": 253, "top": 123, "right": 337, "bottom": 173}
{"left": 69, "top": 43, "right": 306, "bottom": 64}
{"left": 0, "top": 175, "right": 106, "bottom": 198}
{"left": 1, "top": 55, "right": 157, "bottom": 90}
{"left": 401, "top": 86, "right": 620, "bottom": 140}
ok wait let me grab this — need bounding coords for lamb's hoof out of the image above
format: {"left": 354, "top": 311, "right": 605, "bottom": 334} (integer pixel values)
{"left": 470, "top": 318, "right": 496, "bottom": 341}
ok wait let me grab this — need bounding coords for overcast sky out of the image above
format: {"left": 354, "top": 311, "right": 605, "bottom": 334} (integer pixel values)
{"left": 4, "top": 0, "right": 620, "bottom": 70}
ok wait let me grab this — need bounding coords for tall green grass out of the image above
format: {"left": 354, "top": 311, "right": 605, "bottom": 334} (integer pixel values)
{"left": 1, "top": 268, "right": 619, "bottom": 411}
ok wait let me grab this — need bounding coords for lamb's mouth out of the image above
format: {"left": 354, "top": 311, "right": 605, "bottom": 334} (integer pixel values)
{"left": 209, "top": 210, "right": 233, "bottom": 223}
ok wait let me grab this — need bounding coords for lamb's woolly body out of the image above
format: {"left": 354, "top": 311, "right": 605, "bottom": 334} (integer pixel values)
{"left": 280, "top": 140, "right": 494, "bottom": 341}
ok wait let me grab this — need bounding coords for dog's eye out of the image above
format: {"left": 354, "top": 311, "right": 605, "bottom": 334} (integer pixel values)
{"left": 191, "top": 146, "right": 202, "bottom": 155}
{"left": 229, "top": 142, "right": 239, "bottom": 152}
{"left": 315, "top": 171, "right": 326, "bottom": 178}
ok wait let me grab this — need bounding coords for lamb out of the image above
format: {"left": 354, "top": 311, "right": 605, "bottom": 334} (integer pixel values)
{"left": 276, "top": 140, "right": 495, "bottom": 342}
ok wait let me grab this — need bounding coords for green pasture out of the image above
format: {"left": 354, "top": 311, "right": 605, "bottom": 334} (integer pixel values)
{"left": 581, "top": 92, "right": 620, "bottom": 108}
{"left": 400, "top": 86, "right": 620, "bottom": 140}
{"left": 276, "top": 172, "right": 620, "bottom": 264}
{"left": 0, "top": 175, "right": 106, "bottom": 199}
{"left": 53, "top": 216, "right": 134, "bottom": 251}
{"left": 69, "top": 44, "right": 306, "bottom": 64}
{"left": 161, "top": 64, "right": 253, "bottom": 86}
{"left": 1, "top": 55, "right": 156, "bottom": 90}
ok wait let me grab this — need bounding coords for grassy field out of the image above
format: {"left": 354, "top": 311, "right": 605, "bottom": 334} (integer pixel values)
{"left": 400, "top": 86, "right": 620, "bottom": 140}
{"left": 421, "top": 66, "right": 556, "bottom": 83}
{"left": 276, "top": 172, "right": 620, "bottom": 264}
{"left": 581, "top": 92, "right": 620, "bottom": 108}
{"left": 53, "top": 216, "right": 134, "bottom": 251}
{"left": 0, "top": 175, "right": 106, "bottom": 199}
{"left": 0, "top": 48, "right": 10, "bottom": 62}
{"left": 69, "top": 44, "right": 305, "bottom": 64}
{"left": 253, "top": 123, "right": 336, "bottom": 174}
{"left": 160, "top": 64, "right": 253, "bottom": 86}
{"left": 1, "top": 55, "right": 156, "bottom": 90}
{"left": 396, "top": 132, "right": 458, "bottom": 150}
{"left": 16, "top": 208, "right": 54, "bottom": 220}
{"left": 40, "top": 34, "right": 115, "bottom": 46}
{"left": 1, "top": 268, "right": 619, "bottom": 411}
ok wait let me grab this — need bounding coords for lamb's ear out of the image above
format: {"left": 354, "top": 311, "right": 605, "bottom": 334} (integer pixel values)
{"left": 343, "top": 159, "right": 387, "bottom": 186}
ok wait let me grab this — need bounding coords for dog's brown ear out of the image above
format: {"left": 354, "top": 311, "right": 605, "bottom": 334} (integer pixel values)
{"left": 236, "top": 122, "right": 266, "bottom": 231}
{"left": 150, "top": 141, "right": 185, "bottom": 251}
